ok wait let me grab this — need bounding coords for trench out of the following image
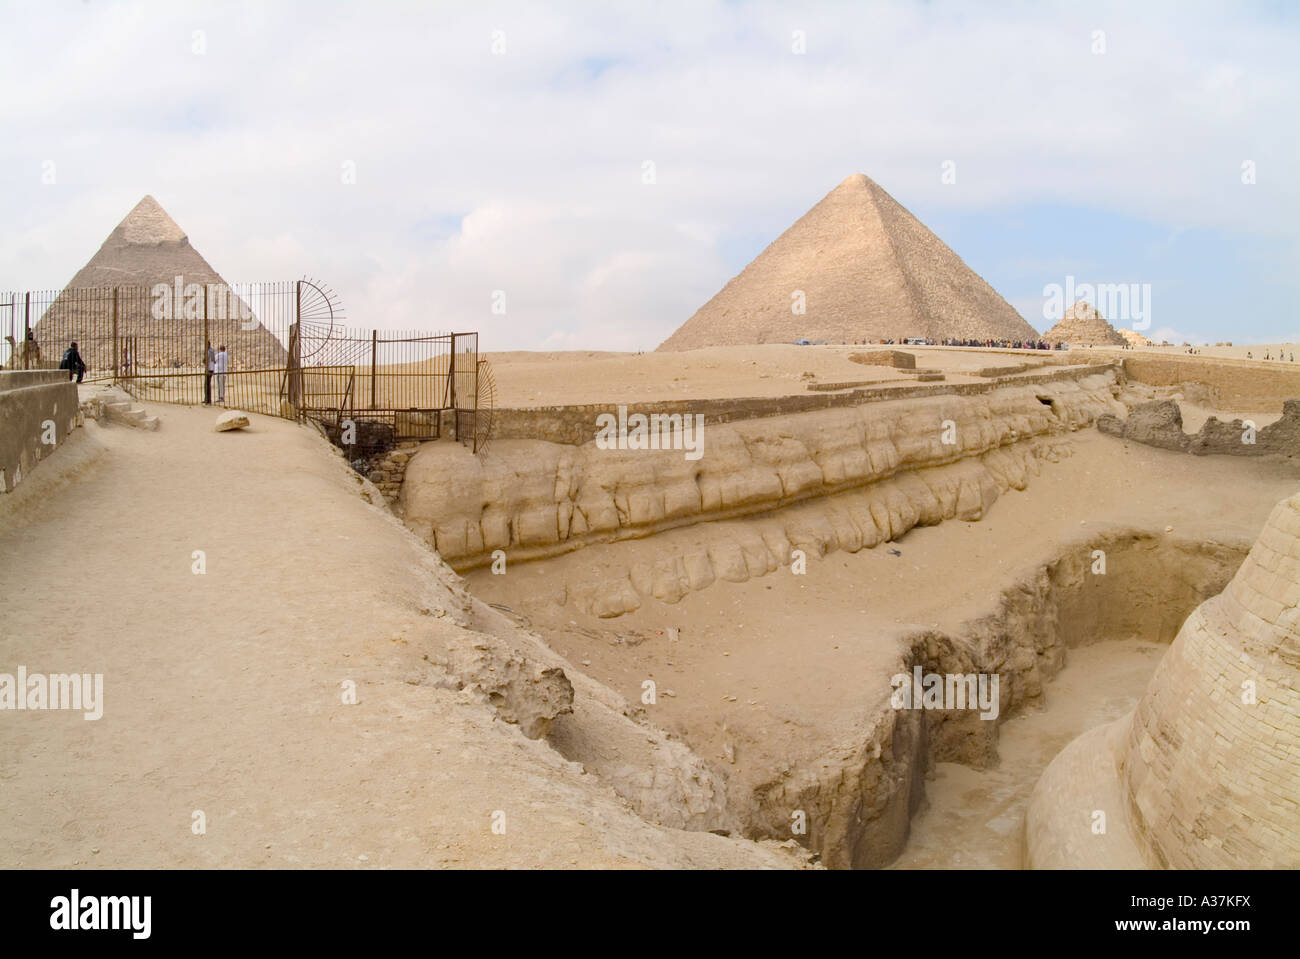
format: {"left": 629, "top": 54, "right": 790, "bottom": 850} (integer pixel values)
{"left": 757, "top": 530, "right": 1248, "bottom": 869}
{"left": 890, "top": 637, "right": 1163, "bottom": 868}
{"left": 469, "top": 525, "right": 1248, "bottom": 869}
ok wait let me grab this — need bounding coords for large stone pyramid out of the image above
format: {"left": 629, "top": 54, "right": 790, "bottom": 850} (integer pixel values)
{"left": 32, "top": 196, "right": 287, "bottom": 371}
{"left": 1042, "top": 300, "right": 1127, "bottom": 347}
{"left": 657, "top": 173, "right": 1039, "bottom": 350}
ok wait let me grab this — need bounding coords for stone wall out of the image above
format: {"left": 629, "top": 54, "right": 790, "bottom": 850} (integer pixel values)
{"left": 362, "top": 440, "right": 423, "bottom": 508}
{"left": 1119, "top": 354, "right": 1300, "bottom": 411}
{"left": 402, "top": 371, "right": 1125, "bottom": 576}
{"left": 0, "top": 370, "right": 80, "bottom": 494}
{"left": 489, "top": 363, "right": 1117, "bottom": 447}
{"left": 849, "top": 350, "right": 916, "bottom": 369}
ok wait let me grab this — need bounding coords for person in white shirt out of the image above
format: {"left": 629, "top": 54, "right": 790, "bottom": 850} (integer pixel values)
{"left": 214, "top": 345, "right": 229, "bottom": 404}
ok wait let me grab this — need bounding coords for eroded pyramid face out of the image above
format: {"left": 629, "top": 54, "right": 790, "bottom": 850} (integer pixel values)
{"left": 116, "top": 195, "right": 188, "bottom": 246}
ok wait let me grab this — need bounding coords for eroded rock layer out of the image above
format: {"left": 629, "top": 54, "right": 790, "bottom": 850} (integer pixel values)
{"left": 1098, "top": 398, "right": 1299, "bottom": 461}
{"left": 402, "top": 372, "right": 1125, "bottom": 590}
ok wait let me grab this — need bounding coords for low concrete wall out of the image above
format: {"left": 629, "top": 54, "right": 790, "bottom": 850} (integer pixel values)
{"left": 1, "top": 369, "right": 73, "bottom": 389}
{"left": 491, "top": 363, "right": 1118, "bottom": 446}
{"left": 0, "top": 371, "right": 80, "bottom": 493}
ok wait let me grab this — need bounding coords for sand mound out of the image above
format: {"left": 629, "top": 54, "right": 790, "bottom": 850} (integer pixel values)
{"left": 658, "top": 174, "right": 1038, "bottom": 350}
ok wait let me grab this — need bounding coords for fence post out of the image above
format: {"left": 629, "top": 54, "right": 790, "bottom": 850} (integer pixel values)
{"left": 288, "top": 281, "right": 303, "bottom": 416}
{"left": 448, "top": 333, "right": 457, "bottom": 408}
{"left": 22, "top": 292, "right": 30, "bottom": 370}
{"left": 448, "top": 333, "right": 458, "bottom": 440}
{"left": 203, "top": 284, "right": 210, "bottom": 365}
{"left": 370, "top": 328, "right": 377, "bottom": 410}
{"left": 112, "top": 288, "right": 119, "bottom": 384}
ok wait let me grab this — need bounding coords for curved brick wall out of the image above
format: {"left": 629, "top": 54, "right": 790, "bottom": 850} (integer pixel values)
{"left": 1119, "top": 491, "right": 1300, "bottom": 868}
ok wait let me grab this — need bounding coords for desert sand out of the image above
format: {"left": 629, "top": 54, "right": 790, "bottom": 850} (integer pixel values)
{"left": 483, "top": 343, "right": 1295, "bottom": 410}
{"left": 4, "top": 338, "right": 1297, "bottom": 871}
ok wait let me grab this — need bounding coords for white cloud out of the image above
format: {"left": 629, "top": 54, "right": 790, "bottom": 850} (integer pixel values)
{"left": 1, "top": 0, "right": 1296, "bottom": 349}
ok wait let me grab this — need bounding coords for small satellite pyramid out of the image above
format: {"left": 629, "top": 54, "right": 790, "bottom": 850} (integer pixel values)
{"left": 32, "top": 196, "right": 286, "bottom": 370}
{"left": 658, "top": 174, "right": 1039, "bottom": 350}
{"left": 1042, "top": 301, "right": 1127, "bottom": 347}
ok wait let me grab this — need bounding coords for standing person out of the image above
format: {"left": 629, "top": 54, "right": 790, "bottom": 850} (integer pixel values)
{"left": 214, "top": 344, "right": 229, "bottom": 405}
{"left": 59, "top": 341, "right": 87, "bottom": 384}
{"left": 203, "top": 342, "right": 215, "bottom": 405}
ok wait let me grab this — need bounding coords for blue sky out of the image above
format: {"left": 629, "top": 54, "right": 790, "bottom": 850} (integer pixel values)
{"left": 1, "top": 0, "right": 1297, "bottom": 348}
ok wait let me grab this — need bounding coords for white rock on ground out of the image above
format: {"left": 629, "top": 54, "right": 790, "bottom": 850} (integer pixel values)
{"left": 215, "top": 410, "right": 250, "bottom": 432}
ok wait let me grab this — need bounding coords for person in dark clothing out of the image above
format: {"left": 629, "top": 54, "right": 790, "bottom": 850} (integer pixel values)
{"left": 59, "top": 341, "right": 87, "bottom": 383}
{"left": 204, "top": 342, "right": 215, "bottom": 405}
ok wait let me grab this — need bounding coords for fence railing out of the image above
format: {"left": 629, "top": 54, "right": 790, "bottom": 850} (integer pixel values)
{"left": 1, "top": 281, "right": 485, "bottom": 446}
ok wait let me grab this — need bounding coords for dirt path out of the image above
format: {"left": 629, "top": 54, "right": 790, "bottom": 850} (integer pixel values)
{"left": 0, "top": 397, "right": 802, "bottom": 869}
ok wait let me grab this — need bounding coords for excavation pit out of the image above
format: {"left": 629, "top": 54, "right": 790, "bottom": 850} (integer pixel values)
{"left": 462, "top": 425, "right": 1293, "bottom": 867}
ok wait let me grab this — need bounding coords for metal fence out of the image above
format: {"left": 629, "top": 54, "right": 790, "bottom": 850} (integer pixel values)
{"left": 1, "top": 280, "right": 489, "bottom": 449}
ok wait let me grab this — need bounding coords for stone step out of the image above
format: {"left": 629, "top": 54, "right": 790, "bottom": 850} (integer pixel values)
{"left": 82, "top": 391, "right": 160, "bottom": 430}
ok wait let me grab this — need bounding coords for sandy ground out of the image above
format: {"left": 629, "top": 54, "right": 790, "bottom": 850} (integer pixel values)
{"left": 484, "top": 343, "right": 1300, "bottom": 408}
{"left": 481, "top": 345, "right": 1089, "bottom": 406}
{"left": 0, "top": 394, "right": 805, "bottom": 869}
{"left": 466, "top": 429, "right": 1298, "bottom": 865}
{"left": 891, "top": 638, "right": 1164, "bottom": 869}
{"left": 1122, "top": 342, "right": 1300, "bottom": 361}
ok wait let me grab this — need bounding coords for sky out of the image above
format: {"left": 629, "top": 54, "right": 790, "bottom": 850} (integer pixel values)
{"left": 2, "top": 0, "right": 1298, "bottom": 349}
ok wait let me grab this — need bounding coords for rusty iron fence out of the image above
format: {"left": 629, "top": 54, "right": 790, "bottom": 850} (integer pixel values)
{"left": 1, "top": 281, "right": 491, "bottom": 450}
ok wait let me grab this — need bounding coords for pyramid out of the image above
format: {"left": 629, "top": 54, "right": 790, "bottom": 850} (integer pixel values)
{"left": 1117, "top": 328, "right": 1152, "bottom": 349}
{"left": 32, "top": 196, "right": 287, "bottom": 371}
{"left": 657, "top": 174, "right": 1039, "bottom": 350}
{"left": 1042, "top": 301, "right": 1127, "bottom": 347}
